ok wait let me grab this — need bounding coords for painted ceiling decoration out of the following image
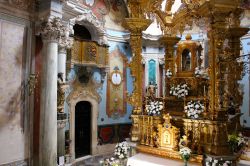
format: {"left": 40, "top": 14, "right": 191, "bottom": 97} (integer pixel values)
{"left": 77, "top": 0, "right": 128, "bottom": 23}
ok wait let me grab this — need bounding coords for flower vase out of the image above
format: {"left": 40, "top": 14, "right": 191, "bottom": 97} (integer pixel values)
{"left": 184, "top": 159, "right": 188, "bottom": 166}
{"left": 182, "top": 155, "right": 190, "bottom": 166}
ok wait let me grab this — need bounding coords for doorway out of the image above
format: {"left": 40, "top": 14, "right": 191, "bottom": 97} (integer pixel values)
{"left": 75, "top": 101, "right": 91, "bottom": 158}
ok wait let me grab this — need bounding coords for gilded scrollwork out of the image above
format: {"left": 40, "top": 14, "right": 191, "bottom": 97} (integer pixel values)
{"left": 123, "top": 18, "right": 151, "bottom": 112}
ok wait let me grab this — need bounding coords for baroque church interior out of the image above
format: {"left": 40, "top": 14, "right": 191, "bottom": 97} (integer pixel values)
{"left": 0, "top": 0, "right": 250, "bottom": 166}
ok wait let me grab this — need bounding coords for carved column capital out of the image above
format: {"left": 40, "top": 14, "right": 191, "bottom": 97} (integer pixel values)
{"left": 59, "top": 36, "right": 73, "bottom": 53}
{"left": 40, "top": 18, "right": 66, "bottom": 42}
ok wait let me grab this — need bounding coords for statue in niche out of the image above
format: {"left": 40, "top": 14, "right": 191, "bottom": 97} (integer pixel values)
{"left": 57, "top": 73, "right": 65, "bottom": 113}
{"left": 146, "top": 81, "right": 157, "bottom": 100}
{"left": 182, "top": 49, "right": 191, "bottom": 71}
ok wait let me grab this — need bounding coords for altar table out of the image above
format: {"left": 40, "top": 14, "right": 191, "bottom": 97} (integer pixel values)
{"left": 127, "top": 153, "right": 200, "bottom": 166}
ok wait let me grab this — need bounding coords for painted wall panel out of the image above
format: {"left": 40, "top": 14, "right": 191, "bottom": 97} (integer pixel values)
{"left": 0, "top": 20, "right": 27, "bottom": 164}
{"left": 97, "top": 29, "right": 133, "bottom": 125}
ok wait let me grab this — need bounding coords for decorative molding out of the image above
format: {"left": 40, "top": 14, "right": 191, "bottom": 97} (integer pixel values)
{"left": 74, "top": 11, "right": 105, "bottom": 32}
{"left": 70, "top": 10, "right": 108, "bottom": 44}
{"left": 107, "top": 33, "right": 130, "bottom": 43}
{"left": 67, "top": 78, "right": 101, "bottom": 104}
{"left": 143, "top": 33, "right": 162, "bottom": 41}
{"left": 59, "top": 36, "right": 73, "bottom": 51}
{"left": 7, "top": 0, "right": 32, "bottom": 11}
{"left": 123, "top": 32, "right": 162, "bottom": 43}
{"left": 40, "top": 17, "right": 66, "bottom": 42}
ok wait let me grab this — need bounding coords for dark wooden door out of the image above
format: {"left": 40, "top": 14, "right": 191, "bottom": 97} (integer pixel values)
{"left": 75, "top": 101, "right": 91, "bottom": 158}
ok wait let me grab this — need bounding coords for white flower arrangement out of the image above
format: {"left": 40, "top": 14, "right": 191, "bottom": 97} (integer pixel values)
{"left": 180, "top": 147, "right": 191, "bottom": 156}
{"left": 205, "top": 157, "right": 232, "bottom": 166}
{"left": 184, "top": 100, "right": 205, "bottom": 119}
{"left": 166, "top": 69, "right": 172, "bottom": 78}
{"left": 237, "top": 133, "right": 247, "bottom": 146}
{"left": 114, "top": 141, "right": 130, "bottom": 159}
{"left": 170, "top": 83, "right": 189, "bottom": 98}
{"left": 145, "top": 101, "right": 163, "bottom": 116}
{"left": 179, "top": 147, "right": 191, "bottom": 163}
{"left": 228, "top": 133, "right": 248, "bottom": 153}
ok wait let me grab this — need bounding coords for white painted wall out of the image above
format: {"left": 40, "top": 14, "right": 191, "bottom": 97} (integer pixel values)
{"left": 0, "top": 17, "right": 30, "bottom": 165}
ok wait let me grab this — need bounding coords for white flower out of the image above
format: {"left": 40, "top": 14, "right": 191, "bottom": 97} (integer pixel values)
{"left": 185, "top": 100, "right": 204, "bottom": 119}
{"left": 170, "top": 83, "right": 189, "bottom": 98}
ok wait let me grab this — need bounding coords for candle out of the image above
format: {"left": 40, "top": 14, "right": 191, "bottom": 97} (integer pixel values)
{"left": 204, "top": 86, "right": 206, "bottom": 96}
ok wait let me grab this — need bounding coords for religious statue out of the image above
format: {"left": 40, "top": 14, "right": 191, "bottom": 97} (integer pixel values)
{"left": 57, "top": 73, "right": 65, "bottom": 113}
{"left": 146, "top": 82, "right": 157, "bottom": 100}
{"left": 182, "top": 49, "right": 191, "bottom": 71}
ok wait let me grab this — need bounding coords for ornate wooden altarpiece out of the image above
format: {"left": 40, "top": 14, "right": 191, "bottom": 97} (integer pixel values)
{"left": 123, "top": 0, "right": 249, "bottom": 164}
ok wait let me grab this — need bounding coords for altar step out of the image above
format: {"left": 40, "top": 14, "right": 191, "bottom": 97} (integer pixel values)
{"left": 71, "top": 153, "right": 113, "bottom": 166}
{"left": 127, "top": 153, "right": 200, "bottom": 166}
{"left": 238, "top": 160, "right": 250, "bottom": 166}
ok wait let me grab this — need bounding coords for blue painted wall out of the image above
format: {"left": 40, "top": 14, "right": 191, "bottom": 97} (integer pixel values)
{"left": 97, "top": 29, "right": 133, "bottom": 125}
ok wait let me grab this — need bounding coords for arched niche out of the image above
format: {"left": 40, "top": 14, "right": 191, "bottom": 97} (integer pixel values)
{"left": 181, "top": 48, "right": 192, "bottom": 71}
{"left": 148, "top": 59, "right": 156, "bottom": 85}
{"left": 175, "top": 34, "right": 200, "bottom": 77}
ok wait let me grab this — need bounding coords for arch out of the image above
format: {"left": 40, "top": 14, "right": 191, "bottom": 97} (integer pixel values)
{"left": 70, "top": 11, "right": 108, "bottom": 45}
{"left": 67, "top": 87, "right": 99, "bottom": 161}
{"left": 73, "top": 24, "right": 92, "bottom": 40}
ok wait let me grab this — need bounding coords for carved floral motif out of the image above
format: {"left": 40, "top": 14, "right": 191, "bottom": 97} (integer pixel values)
{"left": 40, "top": 18, "right": 66, "bottom": 42}
{"left": 66, "top": 76, "right": 101, "bottom": 104}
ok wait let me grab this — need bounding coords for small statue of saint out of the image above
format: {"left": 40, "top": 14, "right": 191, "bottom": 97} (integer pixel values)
{"left": 146, "top": 81, "right": 157, "bottom": 100}
{"left": 57, "top": 73, "right": 65, "bottom": 113}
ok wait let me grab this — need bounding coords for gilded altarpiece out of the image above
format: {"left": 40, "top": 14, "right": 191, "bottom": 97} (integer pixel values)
{"left": 106, "top": 48, "right": 127, "bottom": 119}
